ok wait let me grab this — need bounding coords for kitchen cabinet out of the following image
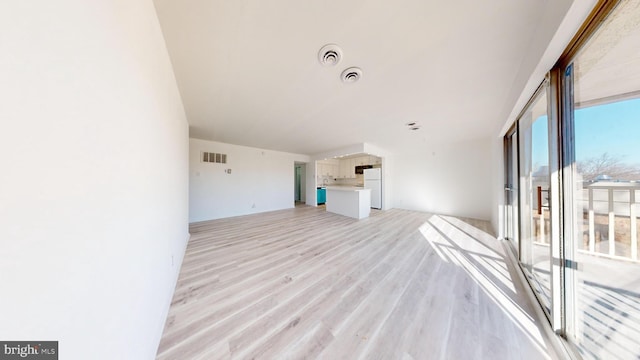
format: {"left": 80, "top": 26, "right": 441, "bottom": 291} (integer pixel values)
{"left": 320, "top": 164, "right": 330, "bottom": 177}
{"left": 325, "top": 187, "right": 371, "bottom": 219}
{"left": 334, "top": 156, "right": 381, "bottom": 179}
{"left": 341, "top": 159, "right": 350, "bottom": 178}
{"left": 317, "top": 161, "right": 339, "bottom": 178}
{"left": 349, "top": 159, "right": 356, "bottom": 177}
{"left": 339, "top": 160, "right": 348, "bottom": 178}
{"left": 327, "top": 165, "right": 335, "bottom": 177}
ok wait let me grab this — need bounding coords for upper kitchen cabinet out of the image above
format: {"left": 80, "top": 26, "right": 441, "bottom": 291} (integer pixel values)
{"left": 317, "top": 159, "right": 339, "bottom": 178}
{"left": 349, "top": 158, "right": 357, "bottom": 178}
{"left": 355, "top": 155, "right": 379, "bottom": 166}
{"left": 339, "top": 160, "right": 348, "bottom": 179}
{"left": 317, "top": 164, "right": 326, "bottom": 176}
{"left": 333, "top": 155, "right": 381, "bottom": 179}
{"left": 337, "top": 158, "right": 354, "bottom": 179}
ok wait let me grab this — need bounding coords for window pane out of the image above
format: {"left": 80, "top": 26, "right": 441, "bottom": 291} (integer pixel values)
{"left": 518, "top": 86, "right": 552, "bottom": 314}
{"left": 569, "top": 1, "right": 640, "bottom": 358}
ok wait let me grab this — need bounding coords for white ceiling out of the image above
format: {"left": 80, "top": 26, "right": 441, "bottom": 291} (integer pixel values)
{"left": 153, "top": 0, "right": 572, "bottom": 155}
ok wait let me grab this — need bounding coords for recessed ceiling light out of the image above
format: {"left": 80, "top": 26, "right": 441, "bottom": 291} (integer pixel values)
{"left": 318, "top": 44, "right": 343, "bottom": 67}
{"left": 341, "top": 67, "right": 362, "bottom": 83}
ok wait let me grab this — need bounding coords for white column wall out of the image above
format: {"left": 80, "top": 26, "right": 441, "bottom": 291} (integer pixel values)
{"left": 0, "top": 1, "right": 189, "bottom": 359}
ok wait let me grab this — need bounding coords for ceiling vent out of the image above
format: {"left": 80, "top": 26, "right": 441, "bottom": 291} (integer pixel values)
{"left": 318, "top": 44, "right": 343, "bottom": 66}
{"left": 405, "top": 122, "right": 421, "bottom": 130}
{"left": 341, "top": 67, "right": 362, "bottom": 83}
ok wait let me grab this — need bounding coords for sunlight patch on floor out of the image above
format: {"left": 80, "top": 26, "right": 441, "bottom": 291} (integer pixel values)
{"left": 420, "top": 214, "right": 550, "bottom": 358}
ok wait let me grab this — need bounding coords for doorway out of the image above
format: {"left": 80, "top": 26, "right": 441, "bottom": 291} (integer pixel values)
{"left": 294, "top": 163, "right": 306, "bottom": 205}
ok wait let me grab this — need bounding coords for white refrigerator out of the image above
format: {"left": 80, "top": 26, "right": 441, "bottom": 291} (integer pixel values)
{"left": 363, "top": 168, "right": 382, "bottom": 209}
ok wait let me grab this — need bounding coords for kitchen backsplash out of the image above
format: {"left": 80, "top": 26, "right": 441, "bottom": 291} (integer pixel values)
{"left": 317, "top": 175, "right": 363, "bottom": 187}
{"left": 338, "top": 176, "right": 363, "bottom": 186}
{"left": 317, "top": 175, "right": 336, "bottom": 186}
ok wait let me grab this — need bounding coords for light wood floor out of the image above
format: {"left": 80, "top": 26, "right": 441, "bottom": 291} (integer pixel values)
{"left": 156, "top": 206, "right": 559, "bottom": 359}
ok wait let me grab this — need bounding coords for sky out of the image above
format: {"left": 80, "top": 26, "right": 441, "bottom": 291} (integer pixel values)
{"left": 531, "top": 98, "right": 640, "bottom": 166}
{"left": 574, "top": 98, "right": 640, "bottom": 164}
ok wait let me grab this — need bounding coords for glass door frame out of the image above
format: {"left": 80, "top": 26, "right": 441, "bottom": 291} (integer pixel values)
{"left": 504, "top": 78, "right": 565, "bottom": 330}
{"left": 549, "top": 67, "right": 566, "bottom": 334}
{"left": 504, "top": 123, "right": 520, "bottom": 255}
{"left": 552, "top": 0, "right": 623, "bottom": 345}
{"left": 505, "top": 1, "right": 628, "bottom": 358}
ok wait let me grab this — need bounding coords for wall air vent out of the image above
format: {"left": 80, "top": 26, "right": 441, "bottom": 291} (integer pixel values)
{"left": 202, "top": 152, "right": 227, "bottom": 164}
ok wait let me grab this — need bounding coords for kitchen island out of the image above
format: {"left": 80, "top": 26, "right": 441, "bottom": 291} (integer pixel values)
{"left": 325, "top": 186, "right": 371, "bottom": 219}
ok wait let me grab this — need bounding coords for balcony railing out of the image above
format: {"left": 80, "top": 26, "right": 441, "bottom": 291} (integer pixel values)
{"left": 581, "top": 182, "right": 639, "bottom": 261}
{"left": 534, "top": 181, "right": 640, "bottom": 262}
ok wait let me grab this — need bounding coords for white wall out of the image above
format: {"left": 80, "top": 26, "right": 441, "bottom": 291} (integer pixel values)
{"left": 0, "top": 2, "right": 189, "bottom": 359}
{"left": 189, "top": 139, "right": 309, "bottom": 222}
{"left": 499, "top": 0, "right": 597, "bottom": 134}
{"left": 491, "top": 0, "right": 598, "bottom": 236}
{"left": 392, "top": 137, "right": 493, "bottom": 221}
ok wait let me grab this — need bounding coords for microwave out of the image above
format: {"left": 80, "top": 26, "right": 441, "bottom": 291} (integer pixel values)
{"left": 355, "top": 165, "right": 373, "bottom": 174}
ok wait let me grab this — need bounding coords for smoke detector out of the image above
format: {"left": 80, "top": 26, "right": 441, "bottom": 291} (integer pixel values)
{"left": 318, "top": 44, "right": 343, "bottom": 66}
{"left": 341, "top": 67, "right": 363, "bottom": 83}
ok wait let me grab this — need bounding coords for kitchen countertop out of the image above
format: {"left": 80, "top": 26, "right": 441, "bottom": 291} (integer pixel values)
{"left": 325, "top": 186, "right": 369, "bottom": 192}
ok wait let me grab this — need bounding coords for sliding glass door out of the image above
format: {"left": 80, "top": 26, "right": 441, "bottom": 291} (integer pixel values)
{"left": 505, "top": 1, "right": 640, "bottom": 358}
{"left": 563, "top": 2, "right": 640, "bottom": 357}
{"left": 505, "top": 127, "right": 519, "bottom": 250}
{"left": 517, "top": 84, "right": 554, "bottom": 315}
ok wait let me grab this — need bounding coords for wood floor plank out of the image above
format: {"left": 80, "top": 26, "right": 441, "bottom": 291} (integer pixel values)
{"left": 360, "top": 243, "right": 444, "bottom": 360}
{"left": 317, "top": 236, "right": 430, "bottom": 357}
{"left": 158, "top": 212, "right": 404, "bottom": 358}
{"left": 156, "top": 206, "right": 559, "bottom": 359}
{"left": 231, "top": 223, "right": 421, "bottom": 359}
{"left": 188, "top": 213, "right": 420, "bottom": 359}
